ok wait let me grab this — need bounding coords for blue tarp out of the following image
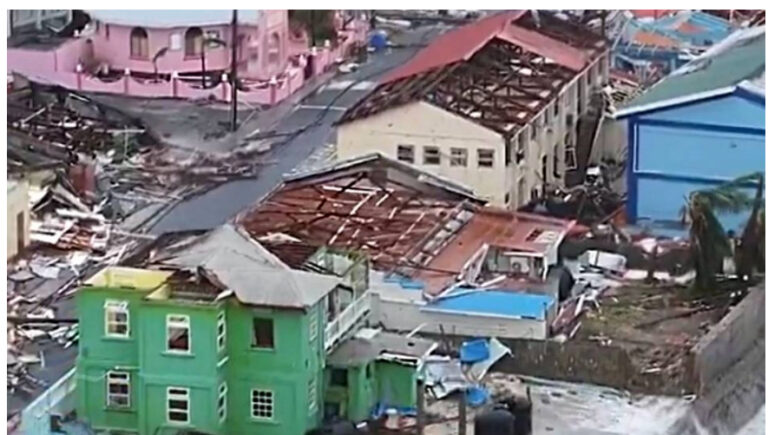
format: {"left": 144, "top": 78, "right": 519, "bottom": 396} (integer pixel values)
{"left": 466, "top": 386, "right": 490, "bottom": 407}
{"left": 427, "top": 289, "right": 554, "bottom": 320}
{"left": 460, "top": 339, "right": 490, "bottom": 364}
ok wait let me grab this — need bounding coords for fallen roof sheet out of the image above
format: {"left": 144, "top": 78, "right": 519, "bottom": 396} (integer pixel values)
{"left": 327, "top": 328, "right": 437, "bottom": 367}
{"left": 154, "top": 224, "right": 340, "bottom": 310}
{"left": 425, "top": 289, "right": 554, "bottom": 320}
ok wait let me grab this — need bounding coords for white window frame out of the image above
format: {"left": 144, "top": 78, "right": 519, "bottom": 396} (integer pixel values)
{"left": 308, "top": 309, "right": 318, "bottom": 343}
{"left": 423, "top": 146, "right": 441, "bottom": 166}
{"left": 396, "top": 144, "right": 415, "bottom": 164}
{"left": 217, "top": 383, "right": 227, "bottom": 422}
{"left": 167, "top": 387, "right": 190, "bottom": 424}
{"left": 216, "top": 311, "right": 226, "bottom": 352}
{"left": 308, "top": 377, "right": 317, "bottom": 414}
{"left": 106, "top": 371, "right": 130, "bottom": 408}
{"left": 166, "top": 314, "right": 191, "bottom": 354}
{"left": 251, "top": 388, "right": 274, "bottom": 420}
{"left": 450, "top": 147, "right": 468, "bottom": 167}
{"left": 104, "top": 300, "right": 129, "bottom": 338}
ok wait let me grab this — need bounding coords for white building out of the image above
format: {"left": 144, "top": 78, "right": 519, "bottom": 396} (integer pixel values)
{"left": 337, "top": 11, "right": 609, "bottom": 208}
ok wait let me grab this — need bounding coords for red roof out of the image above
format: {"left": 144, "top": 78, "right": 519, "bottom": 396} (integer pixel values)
{"left": 383, "top": 11, "right": 590, "bottom": 83}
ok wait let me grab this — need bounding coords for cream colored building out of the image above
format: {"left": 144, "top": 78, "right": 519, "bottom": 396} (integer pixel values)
{"left": 337, "top": 11, "right": 609, "bottom": 208}
{"left": 7, "top": 179, "right": 31, "bottom": 260}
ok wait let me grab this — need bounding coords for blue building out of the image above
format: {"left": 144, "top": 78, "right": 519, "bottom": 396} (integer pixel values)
{"left": 615, "top": 27, "right": 765, "bottom": 233}
{"left": 612, "top": 11, "right": 735, "bottom": 82}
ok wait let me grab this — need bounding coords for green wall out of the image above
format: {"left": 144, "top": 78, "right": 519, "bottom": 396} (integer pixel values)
{"left": 376, "top": 361, "right": 417, "bottom": 409}
{"left": 77, "top": 285, "right": 325, "bottom": 435}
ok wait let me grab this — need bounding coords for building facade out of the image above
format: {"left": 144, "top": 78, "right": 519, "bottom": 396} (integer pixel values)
{"left": 76, "top": 224, "right": 431, "bottom": 433}
{"left": 7, "top": 10, "right": 72, "bottom": 36}
{"left": 337, "top": 11, "right": 609, "bottom": 208}
{"left": 615, "top": 27, "right": 765, "bottom": 233}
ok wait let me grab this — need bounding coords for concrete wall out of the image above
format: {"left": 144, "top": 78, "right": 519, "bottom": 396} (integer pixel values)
{"left": 373, "top": 291, "right": 548, "bottom": 340}
{"left": 689, "top": 287, "right": 765, "bottom": 395}
{"left": 7, "top": 180, "right": 30, "bottom": 260}
{"left": 338, "top": 101, "right": 508, "bottom": 206}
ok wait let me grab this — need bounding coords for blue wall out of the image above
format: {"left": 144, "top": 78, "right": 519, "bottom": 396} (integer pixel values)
{"left": 627, "top": 91, "right": 765, "bottom": 231}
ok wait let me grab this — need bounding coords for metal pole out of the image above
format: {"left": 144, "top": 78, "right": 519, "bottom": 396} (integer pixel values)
{"left": 201, "top": 43, "right": 207, "bottom": 89}
{"left": 416, "top": 380, "right": 425, "bottom": 435}
{"left": 458, "top": 389, "right": 467, "bottom": 435}
{"left": 310, "top": 10, "right": 317, "bottom": 47}
{"left": 230, "top": 10, "right": 238, "bottom": 132}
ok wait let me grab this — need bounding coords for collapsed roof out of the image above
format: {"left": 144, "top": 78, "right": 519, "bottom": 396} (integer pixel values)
{"left": 147, "top": 224, "right": 341, "bottom": 310}
{"left": 338, "top": 10, "right": 607, "bottom": 137}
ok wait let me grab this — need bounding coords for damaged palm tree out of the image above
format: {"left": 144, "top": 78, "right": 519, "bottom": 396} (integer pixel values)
{"left": 681, "top": 172, "right": 763, "bottom": 292}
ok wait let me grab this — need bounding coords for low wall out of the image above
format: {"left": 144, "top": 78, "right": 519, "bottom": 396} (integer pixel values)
{"left": 375, "top": 293, "right": 548, "bottom": 340}
{"left": 689, "top": 287, "right": 765, "bottom": 395}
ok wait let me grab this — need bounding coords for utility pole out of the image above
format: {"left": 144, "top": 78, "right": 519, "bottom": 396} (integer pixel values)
{"left": 310, "top": 10, "right": 317, "bottom": 47}
{"left": 230, "top": 9, "right": 238, "bottom": 132}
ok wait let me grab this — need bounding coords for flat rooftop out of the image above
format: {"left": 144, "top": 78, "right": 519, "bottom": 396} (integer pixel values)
{"left": 327, "top": 328, "right": 437, "bottom": 368}
{"left": 424, "top": 289, "right": 554, "bottom": 320}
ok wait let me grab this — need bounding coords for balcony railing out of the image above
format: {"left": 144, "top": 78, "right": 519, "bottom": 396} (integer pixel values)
{"left": 19, "top": 368, "right": 77, "bottom": 434}
{"left": 325, "top": 291, "right": 372, "bottom": 351}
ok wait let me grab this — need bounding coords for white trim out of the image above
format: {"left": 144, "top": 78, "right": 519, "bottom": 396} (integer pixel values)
{"left": 250, "top": 388, "right": 275, "bottom": 420}
{"left": 216, "top": 311, "right": 226, "bottom": 352}
{"left": 308, "top": 308, "right": 318, "bottom": 343}
{"left": 166, "top": 386, "right": 190, "bottom": 425}
{"left": 166, "top": 314, "right": 191, "bottom": 354}
{"left": 613, "top": 86, "right": 737, "bottom": 118}
{"left": 106, "top": 371, "right": 131, "bottom": 409}
{"left": 308, "top": 377, "right": 317, "bottom": 414}
{"left": 217, "top": 382, "right": 228, "bottom": 422}
{"left": 104, "top": 300, "right": 130, "bottom": 338}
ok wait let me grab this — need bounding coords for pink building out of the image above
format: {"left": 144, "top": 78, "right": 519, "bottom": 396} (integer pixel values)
{"left": 7, "top": 10, "right": 368, "bottom": 105}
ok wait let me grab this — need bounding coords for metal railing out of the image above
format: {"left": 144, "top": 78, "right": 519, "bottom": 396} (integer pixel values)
{"left": 325, "top": 291, "right": 372, "bottom": 351}
{"left": 19, "top": 368, "right": 77, "bottom": 434}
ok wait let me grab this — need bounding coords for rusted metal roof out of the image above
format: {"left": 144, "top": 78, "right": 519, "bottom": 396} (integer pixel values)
{"left": 236, "top": 154, "right": 484, "bottom": 274}
{"left": 338, "top": 11, "right": 607, "bottom": 136}
{"left": 412, "top": 209, "right": 576, "bottom": 294}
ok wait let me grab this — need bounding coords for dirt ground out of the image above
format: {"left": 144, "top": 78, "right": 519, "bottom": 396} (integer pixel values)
{"left": 575, "top": 283, "right": 732, "bottom": 384}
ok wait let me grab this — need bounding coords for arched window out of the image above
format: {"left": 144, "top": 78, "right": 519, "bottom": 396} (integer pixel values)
{"left": 130, "top": 27, "right": 149, "bottom": 59}
{"left": 185, "top": 27, "right": 203, "bottom": 57}
{"left": 267, "top": 32, "right": 280, "bottom": 65}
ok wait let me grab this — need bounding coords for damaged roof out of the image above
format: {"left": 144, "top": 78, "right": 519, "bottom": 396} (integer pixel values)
{"left": 617, "top": 26, "right": 765, "bottom": 116}
{"left": 327, "top": 329, "right": 437, "bottom": 367}
{"left": 152, "top": 224, "right": 341, "bottom": 310}
{"left": 338, "top": 11, "right": 607, "bottom": 137}
{"left": 237, "top": 153, "right": 483, "bottom": 274}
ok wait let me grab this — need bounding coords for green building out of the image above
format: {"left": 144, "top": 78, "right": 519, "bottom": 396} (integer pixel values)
{"left": 76, "top": 224, "right": 433, "bottom": 434}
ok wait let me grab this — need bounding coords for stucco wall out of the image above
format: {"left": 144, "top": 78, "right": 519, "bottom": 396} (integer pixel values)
{"left": 338, "top": 101, "right": 508, "bottom": 205}
{"left": 373, "top": 293, "right": 548, "bottom": 340}
{"left": 689, "top": 287, "right": 765, "bottom": 396}
{"left": 6, "top": 181, "right": 30, "bottom": 260}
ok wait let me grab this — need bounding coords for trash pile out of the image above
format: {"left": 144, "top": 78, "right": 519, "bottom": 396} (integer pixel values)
{"left": 423, "top": 338, "right": 512, "bottom": 407}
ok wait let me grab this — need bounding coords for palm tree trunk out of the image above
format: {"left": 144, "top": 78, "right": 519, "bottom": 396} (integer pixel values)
{"left": 736, "top": 175, "right": 764, "bottom": 279}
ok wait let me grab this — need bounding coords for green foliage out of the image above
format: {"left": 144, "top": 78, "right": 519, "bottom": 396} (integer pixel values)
{"left": 288, "top": 10, "right": 337, "bottom": 45}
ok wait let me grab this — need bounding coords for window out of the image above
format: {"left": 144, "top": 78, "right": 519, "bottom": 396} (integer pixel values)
{"left": 517, "top": 177, "right": 527, "bottom": 206}
{"left": 217, "top": 311, "right": 226, "bottom": 352}
{"left": 252, "top": 318, "right": 274, "bottom": 349}
{"left": 205, "top": 30, "right": 221, "bottom": 42}
{"left": 516, "top": 134, "right": 526, "bottom": 164}
{"left": 129, "top": 27, "right": 149, "bottom": 59}
{"left": 478, "top": 149, "right": 494, "bottom": 168}
{"left": 166, "top": 315, "right": 191, "bottom": 353}
{"left": 531, "top": 121, "right": 539, "bottom": 142}
{"left": 554, "top": 145, "right": 561, "bottom": 178}
{"left": 365, "top": 364, "right": 372, "bottom": 379}
{"left": 423, "top": 146, "right": 440, "bottom": 165}
{"left": 308, "top": 310, "right": 318, "bottom": 342}
{"left": 565, "top": 146, "right": 578, "bottom": 170}
{"left": 185, "top": 27, "right": 203, "bottom": 57}
{"left": 330, "top": 368, "right": 348, "bottom": 386}
{"left": 450, "top": 148, "right": 467, "bottom": 167}
{"left": 544, "top": 106, "right": 551, "bottom": 124}
{"left": 167, "top": 387, "right": 190, "bottom": 424}
{"left": 104, "top": 300, "right": 129, "bottom": 337}
{"left": 251, "top": 389, "right": 274, "bottom": 420}
{"left": 554, "top": 97, "right": 560, "bottom": 116}
{"left": 268, "top": 32, "right": 281, "bottom": 65}
{"left": 505, "top": 192, "right": 511, "bottom": 205}
{"left": 170, "top": 33, "right": 182, "bottom": 51}
{"left": 217, "top": 383, "right": 227, "bottom": 422}
{"left": 308, "top": 377, "right": 317, "bottom": 414}
{"left": 106, "top": 371, "right": 130, "bottom": 408}
{"left": 397, "top": 145, "right": 414, "bottom": 164}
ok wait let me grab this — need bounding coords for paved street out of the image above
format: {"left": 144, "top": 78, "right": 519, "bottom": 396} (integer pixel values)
{"left": 148, "top": 25, "right": 449, "bottom": 234}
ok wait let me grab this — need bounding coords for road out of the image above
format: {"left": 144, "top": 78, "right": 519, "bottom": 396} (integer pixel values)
{"left": 148, "top": 25, "right": 448, "bottom": 234}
